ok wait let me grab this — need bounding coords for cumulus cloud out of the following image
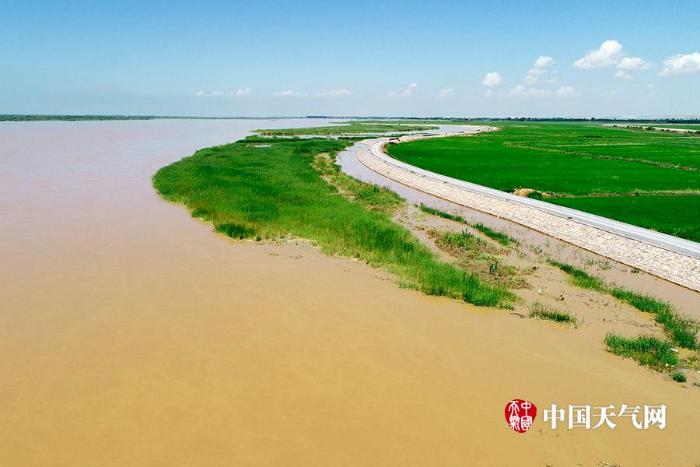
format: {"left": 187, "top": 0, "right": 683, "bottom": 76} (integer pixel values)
{"left": 617, "top": 57, "right": 651, "bottom": 70}
{"left": 614, "top": 70, "right": 632, "bottom": 80}
{"left": 315, "top": 88, "right": 353, "bottom": 97}
{"left": 273, "top": 90, "right": 303, "bottom": 97}
{"left": 482, "top": 72, "right": 503, "bottom": 87}
{"left": 438, "top": 88, "right": 455, "bottom": 98}
{"left": 574, "top": 40, "right": 623, "bottom": 69}
{"left": 524, "top": 56, "right": 555, "bottom": 85}
{"left": 400, "top": 82, "right": 418, "bottom": 97}
{"left": 195, "top": 88, "right": 252, "bottom": 97}
{"left": 660, "top": 52, "right": 700, "bottom": 76}
{"left": 506, "top": 84, "right": 575, "bottom": 98}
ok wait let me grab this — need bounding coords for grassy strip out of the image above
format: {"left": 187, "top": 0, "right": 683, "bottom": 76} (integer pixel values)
{"left": 551, "top": 261, "right": 698, "bottom": 349}
{"left": 418, "top": 205, "right": 517, "bottom": 247}
{"left": 418, "top": 204, "right": 467, "bottom": 223}
{"left": 154, "top": 136, "right": 513, "bottom": 308}
{"left": 473, "top": 223, "right": 516, "bottom": 246}
{"left": 258, "top": 122, "right": 436, "bottom": 136}
{"left": 529, "top": 302, "right": 576, "bottom": 324}
{"left": 312, "top": 152, "right": 403, "bottom": 213}
{"left": 605, "top": 334, "right": 679, "bottom": 369}
{"left": 610, "top": 288, "right": 698, "bottom": 350}
{"left": 548, "top": 261, "right": 606, "bottom": 290}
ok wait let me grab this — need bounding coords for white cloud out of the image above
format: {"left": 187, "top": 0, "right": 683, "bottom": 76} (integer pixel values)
{"left": 524, "top": 56, "right": 555, "bottom": 85}
{"left": 273, "top": 90, "right": 303, "bottom": 97}
{"left": 554, "top": 86, "right": 576, "bottom": 97}
{"left": 195, "top": 88, "right": 252, "bottom": 97}
{"left": 574, "top": 40, "right": 623, "bottom": 69}
{"left": 506, "top": 83, "right": 526, "bottom": 96}
{"left": 482, "top": 72, "right": 503, "bottom": 87}
{"left": 400, "top": 82, "right": 418, "bottom": 97}
{"left": 614, "top": 70, "right": 632, "bottom": 80}
{"left": 534, "top": 56, "right": 555, "bottom": 68}
{"left": 315, "top": 88, "right": 353, "bottom": 97}
{"left": 438, "top": 88, "right": 455, "bottom": 98}
{"left": 505, "top": 84, "right": 575, "bottom": 98}
{"left": 617, "top": 56, "right": 650, "bottom": 70}
{"left": 660, "top": 52, "right": 700, "bottom": 76}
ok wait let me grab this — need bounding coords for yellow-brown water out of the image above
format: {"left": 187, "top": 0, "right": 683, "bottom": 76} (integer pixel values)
{"left": 1, "top": 120, "right": 698, "bottom": 466}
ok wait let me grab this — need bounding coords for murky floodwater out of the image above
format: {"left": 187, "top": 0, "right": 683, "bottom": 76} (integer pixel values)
{"left": 1, "top": 120, "right": 699, "bottom": 466}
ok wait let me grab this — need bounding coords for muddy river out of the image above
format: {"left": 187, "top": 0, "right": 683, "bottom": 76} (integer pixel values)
{"left": 1, "top": 120, "right": 698, "bottom": 466}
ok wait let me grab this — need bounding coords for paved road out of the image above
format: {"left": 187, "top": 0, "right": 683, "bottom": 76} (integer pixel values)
{"left": 353, "top": 126, "right": 700, "bottom": 291}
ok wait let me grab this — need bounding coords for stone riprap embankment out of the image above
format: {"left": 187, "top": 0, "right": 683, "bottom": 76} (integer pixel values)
{"left": 352, "top": 127, "right": 700, "bottom": 291}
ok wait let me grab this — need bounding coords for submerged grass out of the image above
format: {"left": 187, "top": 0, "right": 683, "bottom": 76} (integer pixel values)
{"left": 154, "top": 136, "right": 513, "bottom": 308}
{"left": 529, "top": 302, "right": 576, "bottom": 324}
{"left": 605, "top": 334, "right": 679, "bottom": 369}
{"left": 551, "top": 261, "right": 698, "bottom": 349}
{"left": 473, "top": 223, "right": 516, "bottom": 246}
{"left": 548, "top": 260, "right": 606, "bottom": 290}
{"left": 418, "top": 204, "right": 467, "bottom": 223}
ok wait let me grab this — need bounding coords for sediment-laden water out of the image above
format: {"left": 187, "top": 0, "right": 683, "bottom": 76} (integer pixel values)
{"left": 1, "top": 120, "right": 698, "bottom": 466}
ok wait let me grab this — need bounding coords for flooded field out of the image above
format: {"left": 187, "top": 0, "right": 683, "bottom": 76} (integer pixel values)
{"left": 1, "top": 120, "right": 699, "bottom": 466}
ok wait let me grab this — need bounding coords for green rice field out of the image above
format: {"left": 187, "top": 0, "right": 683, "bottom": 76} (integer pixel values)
{"left": 387, "top": 122, "right": 700, "bottom": 242}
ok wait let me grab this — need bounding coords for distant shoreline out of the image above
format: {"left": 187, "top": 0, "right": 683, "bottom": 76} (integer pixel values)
{"left": 0, "top": 114, "right": 303, "bottom": 122}
{"left": 3, "top": 114, "right": 700, "bottom": 123}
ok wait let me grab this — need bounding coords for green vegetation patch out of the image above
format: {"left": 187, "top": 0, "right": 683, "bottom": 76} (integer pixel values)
{"left": 473, "top": 223, "right": 516, "bottom": 246}
{"left": 551, "top": 261, "right": 698, "bottom": 349}
{"left": 549, "top": 261, "right": 606, "bottom": 291}
{"left": 549, "top": 195, "right": 700, "bottom": 242}
{"left": 611, "top": 288, "right": 699, "bottom": 350}
{"left": 605, "top": 334, "right": 679, "bottom": 369}
{"left": 154, "top": 136, "right": 512, "bottom": 308}
{"left": 258, "top": 121, "right": 436, "bottom": 137}
{"left": 671, "top": 371, "right": 687, "bottom": 383}
{"left": 529, "top": 302, "right": 576, "bottom": 324}
{"left": 418, "top": 204, "right": 467, "bottom": 223}
{"left": 386, "top": 122, "right": 700, "bottom": 241}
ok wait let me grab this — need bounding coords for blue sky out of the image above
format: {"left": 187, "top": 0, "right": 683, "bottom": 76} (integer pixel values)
{"left": 1, "top": 0, "right": 699, "bottom": 117}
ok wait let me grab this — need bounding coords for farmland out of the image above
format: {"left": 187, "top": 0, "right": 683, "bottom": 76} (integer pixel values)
{"left": 387, "top": 122, "right": 700, "bottom": 241}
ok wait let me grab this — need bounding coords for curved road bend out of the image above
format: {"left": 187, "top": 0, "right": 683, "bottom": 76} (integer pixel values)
{"left": 348, "top": 126, "right": 700, "bottom": 292}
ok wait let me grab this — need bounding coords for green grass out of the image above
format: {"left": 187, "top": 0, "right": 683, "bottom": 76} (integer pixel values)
{"left": 258, "top": 121, "right": 436, "bottom": 136}
{"left": 605, "top": 334, "right": 679, "bottom": 369}
{"left": 154, "top": 136, "right": 513, "bottom": 308}
{"left": 386, "top": 122, "right": 700, "bottom": 241}
{"left": 417, "top": 206, "right": 516, "bottom": 247}
{"left": 671, "top": 371, "right": 687, "bottom": 383}
{"left": 549, "top": 195, "right": 700, "bottom": 242}
{"left": 472, "top": 223, "right": 516, "bottom": 246}
{"left": 551, "top": 261, "right": 698, "bottom": 349}
{"left": 548, "top": 260, "right": 606, "bottom": 291}
{"left": 529, "top": 302, "right": 576, "bottom": 324}
{"left": 437, "top": 230, "right": 485, "bottom": 252}
{"left": 611, "top": 288, "right": 699, "bottom": 350}
{"left": 418, "top": 204, "right": 467, "bottom": 223}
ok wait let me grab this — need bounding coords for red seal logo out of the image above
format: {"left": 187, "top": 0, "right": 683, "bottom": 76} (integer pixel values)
{"left": 505, "top": 399, "right": 537, "bottom": 433}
